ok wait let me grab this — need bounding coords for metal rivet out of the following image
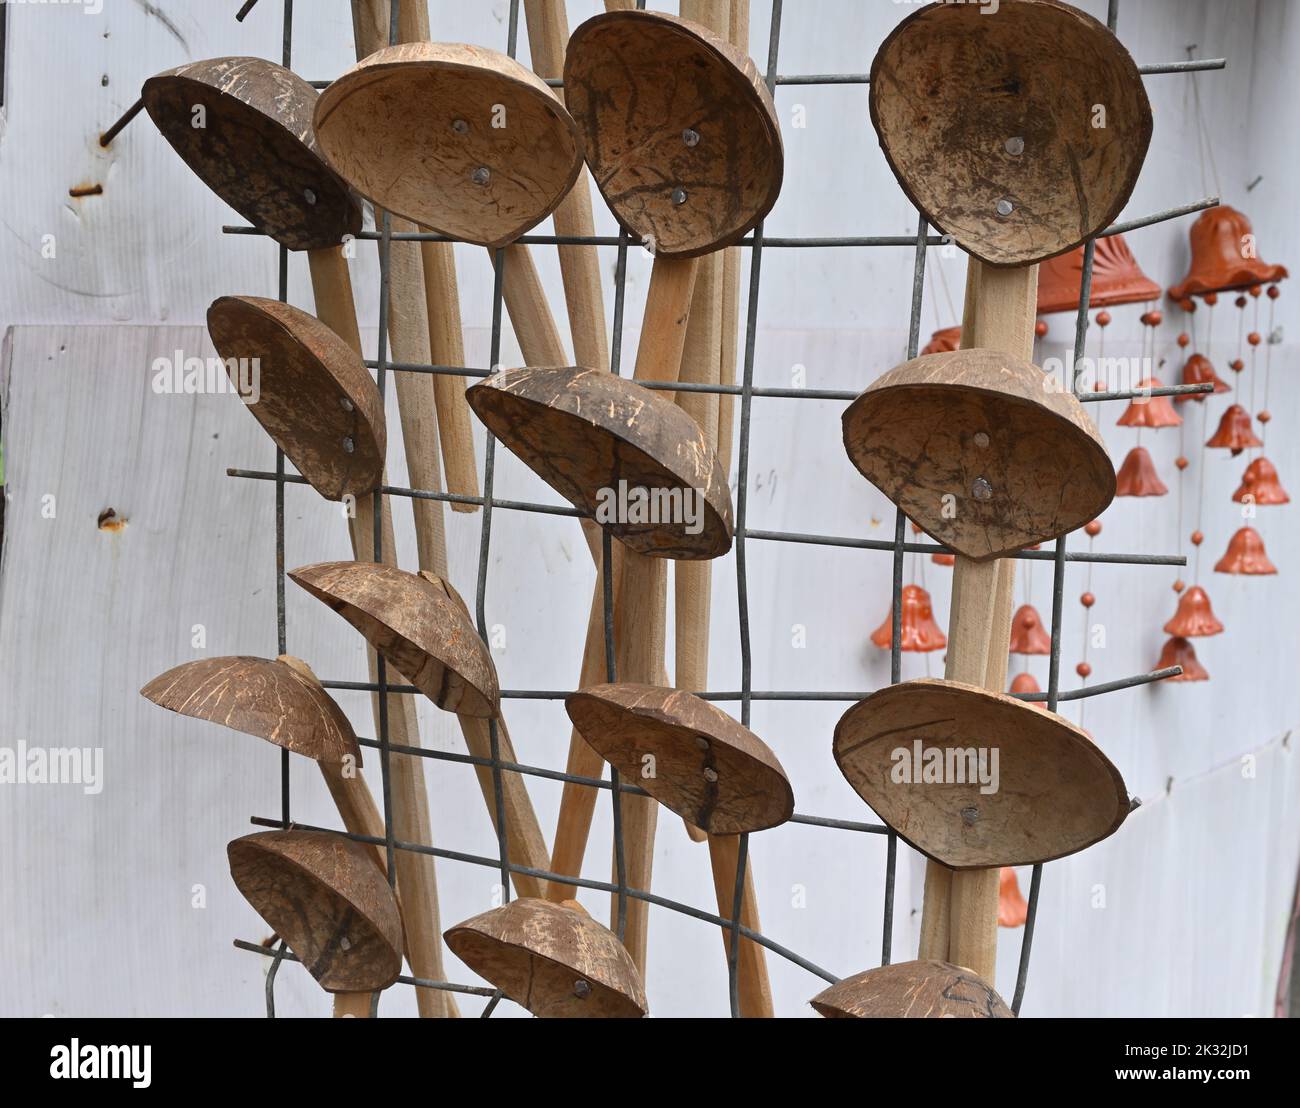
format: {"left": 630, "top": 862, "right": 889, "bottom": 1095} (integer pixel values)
{"left": 342, "top": 436, "right": 355, "bottom": 455}
{"left": 695, "top": 735, "right": 710, "bottom": 751}
{"left": 451, "top": 119, "right": 469, "bottom": 134}
{"left": 339, "top": 397, "right": 354, "bottom": 413}
{"left": 971, "top": 477, "right": 993, "bottom": 501}
{"left": 682, "top": 128, "right": 700, "bottom": 147}
{"left": 996, "top": 198, "right": 1014, "bottom": 217}
{"left": 573, "top": 979, "right": 591, "bottom": 998}
{"left": 672, "top": 187, "right": 688, "bottom": 205}
{"left": 1004, "top": 137, "right": 1024, "bottom": 156}
{"left": 472, "top": 166, "right": 491, "bottom": 186}
{"left": 973, "top": 431, "right": 990, "bottom": 449}
{"left": 303, "top": 188, "right": 317, "bottom": 205}
{"left": 703, "top": 767, "right": 719, "bottom": 783}
{"left": 961, "top": 806, "right": 979, "bottom": 826}
{"left": 339, "top": 935, "right": 352, "bottom": 951}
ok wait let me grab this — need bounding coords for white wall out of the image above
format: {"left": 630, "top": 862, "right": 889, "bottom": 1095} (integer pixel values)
{"left": 0, "top": 0, "right": 1297, "bottom": 1017}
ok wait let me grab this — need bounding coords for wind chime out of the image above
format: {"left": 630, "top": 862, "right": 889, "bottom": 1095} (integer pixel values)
{"left": 1159, "top": 203, "right": 1288, "bottom": 680}
{"left": 822, "top": 0, "right": 1144, "bottom": 1015}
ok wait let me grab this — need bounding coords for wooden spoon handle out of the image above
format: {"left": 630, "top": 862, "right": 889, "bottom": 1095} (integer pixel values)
{"left": 396, "top": 0, "right": 479, "bottom": 511}
{"left": 917, "top": 260, "right": 1036, "bottom": 982}
{"left": 307, "top": 242, "right": 459, "bottom": 1018}
{"left": 522, "top": 0, "right": 610, "bottom": 375}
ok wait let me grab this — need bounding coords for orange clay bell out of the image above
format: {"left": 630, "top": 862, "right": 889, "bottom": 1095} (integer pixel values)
{"left": 1117, "top": 379, "right": 1181, "bottom": 428}
{"left": 1156, "top": 636, "right": 1209, "bottom": 682}
{"left": 998, "top": 868, "right": 1028, "bottom": 928}
{"left": 1214, "top": 527, "right": 1278, "bottom": 575}
{"left": 870, "top": 584, "right": 946, "bottom": 653}
{"left": 1115, "top": 446, "right": 1168, "bottom": 497}
{"left": 1009, "top": 604, "right": 1051, "bottom": 655}
{"left": 1163, "top": 585, "right": 1224, "bottom": 637}
{"left": 1175, "top": 354, "right": 1230, "bottom": 404}
{"left": 1233, "top": 457, "right": 1290, "bottom": 505}
{"left": 1168, "top": 206, "right": 1288, "bottom": 299}
{"left": 1206, "top": 404, "right": 1263, "bottom": 455}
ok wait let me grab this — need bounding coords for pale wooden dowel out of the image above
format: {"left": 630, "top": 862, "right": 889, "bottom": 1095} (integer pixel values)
{"left": 501, "top": 242, "right": 570, "bottom": 366}
{"left": 635, "top": 255, "right": 700, "bottom": 382}
{"left": 382, "top": 214, "right": 451, "bottom": 578}
{"left": 674, "top": 247, "right": 722, "bottom": 851}
{"left": 333, "top": 992, "right": 376, "bottom": 1018}
{"left": 348, "top": 497, "right": 459, "bottom": 1019}
{"left": 457, "top": 715, "right": 550, "bottom": 900}
{"left": 522, "top": 0, "right": 610, "bottom": 375}
{"left": 547, "top": 540, "right": 625, "bottom": 902}
{"left": 351, "top": 0, "right": 554, "bottom": 919}
{"left": 397, "top": 0, "right": 478, "bottom": 511}
{"left": 609, "top": 549, "right": 667, "bottom": 974}
{"left": 308, "top": 235, "right": 459, "bottom": 1019}
{"left": 706, "top": 833, "right": 773, "bottom": 1017}
{"left": 673, "top": 0, "right": 774, "bottom": 1017}
{"left": 916, "top": 261, "right": 1038, "bottom": 982}
{"left": 715, "top": 0, "right": 749, "bottom": 479}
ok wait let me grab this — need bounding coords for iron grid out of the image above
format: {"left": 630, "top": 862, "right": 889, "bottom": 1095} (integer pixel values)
{"left": 219, "top": 0, "right": 1211, "bottom": 1018}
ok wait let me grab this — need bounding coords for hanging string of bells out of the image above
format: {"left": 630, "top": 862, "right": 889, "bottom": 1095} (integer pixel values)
{"left": 1157, "top": 205, "right": 1287, "bottom": 681}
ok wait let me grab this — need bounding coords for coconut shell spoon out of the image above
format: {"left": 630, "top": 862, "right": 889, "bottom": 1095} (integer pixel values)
{"left": 289, "top": 561, "right": 551, "bottom": 899}
{"left": 195, "top": 275, "right": 456, "bottom": 1015}
{"left": 555, "top": 7, "right": 781, "bottom": 979}
{"left": 840, "top": 0, "right": 1150, "bottom": 991}
{"left": 229, "top": 829, "right": 403, "bottom": 1017}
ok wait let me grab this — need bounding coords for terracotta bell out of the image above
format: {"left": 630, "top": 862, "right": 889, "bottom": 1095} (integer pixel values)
{"left": 1214, "top": 527, "right": 1278, "bottom": 575}
{"left": 1206, "top": 404, "right": 1263, "bottom": 455}
{"left": 1036, "top": 234, "right": 1160, "bottom": 315}
{"left": 1156, "top": 636, "right": 1209, "bottom": 682}
{"left": 1233, "top": 456, "right": 1290, "bottom": 505}
{"left": 1175, "top": 353, "right": 1230, "bottom": 403}
{"left": 1009, "top": 604, "right": 1051, "bottom": 655}
{"left": 921, "top": 326, "right": 962, "bottom": 355}
{"left": 998, "top": 868, "right": 1028, "bottom": 928}
{"left": 871, "top": 584, "right": 946, "bottom": 653}
{"left": 1115, "top": 445, "right": 1169, "bottom": 497}
{"left": 1116, "top": 379, "right": 1181, "bottom": 428}
{"left": 1010, "top": 671, "right": 1049, "bottom": 712}
{"left": 1163, "top": 585, "right": 1224, "bottom": 637}
{"left": 1168, "top": 206, "right": 1289, "bottom": 300}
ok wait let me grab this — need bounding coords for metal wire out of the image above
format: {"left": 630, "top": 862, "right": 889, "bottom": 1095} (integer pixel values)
{"left": 227, "top": 0, "right": 1212, "bottom": 1018}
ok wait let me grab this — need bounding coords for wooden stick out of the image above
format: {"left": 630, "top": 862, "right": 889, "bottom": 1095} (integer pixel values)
{"left": 606, "top": 254, "right": 700, "bottom": 972}
{"left": 715, "top": 0, "right": 748, "bottom": 479}
{"left": 609, "top": 548, "right": 667, "bottom": 973}
{"left": 547, "top": 540, "right": 624, "bottom": 901}
{"left": 916, "top": 260, "right": 1037, "bottom": 982}
{"left": 396, "top": 0, "right": 479, "bottom": 511}
{"left": 501, "top": 243, "right": 569, "bottom": 366}
{"left": 333, "top": 992, "right": 375, "bottom": 1018}
{"left": 522, "top": 0, "right": 609, "bottom": 374}
{"left": 305, "top": 242, "right": 458, "bottom": 1018}
{"left": 668, "top": 0, "right": 772, "bottom": 1017}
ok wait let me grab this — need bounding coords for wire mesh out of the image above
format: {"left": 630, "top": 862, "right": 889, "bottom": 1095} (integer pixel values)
{"left": 223, "top": 0, "right": 1214, "bottom": 1018}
